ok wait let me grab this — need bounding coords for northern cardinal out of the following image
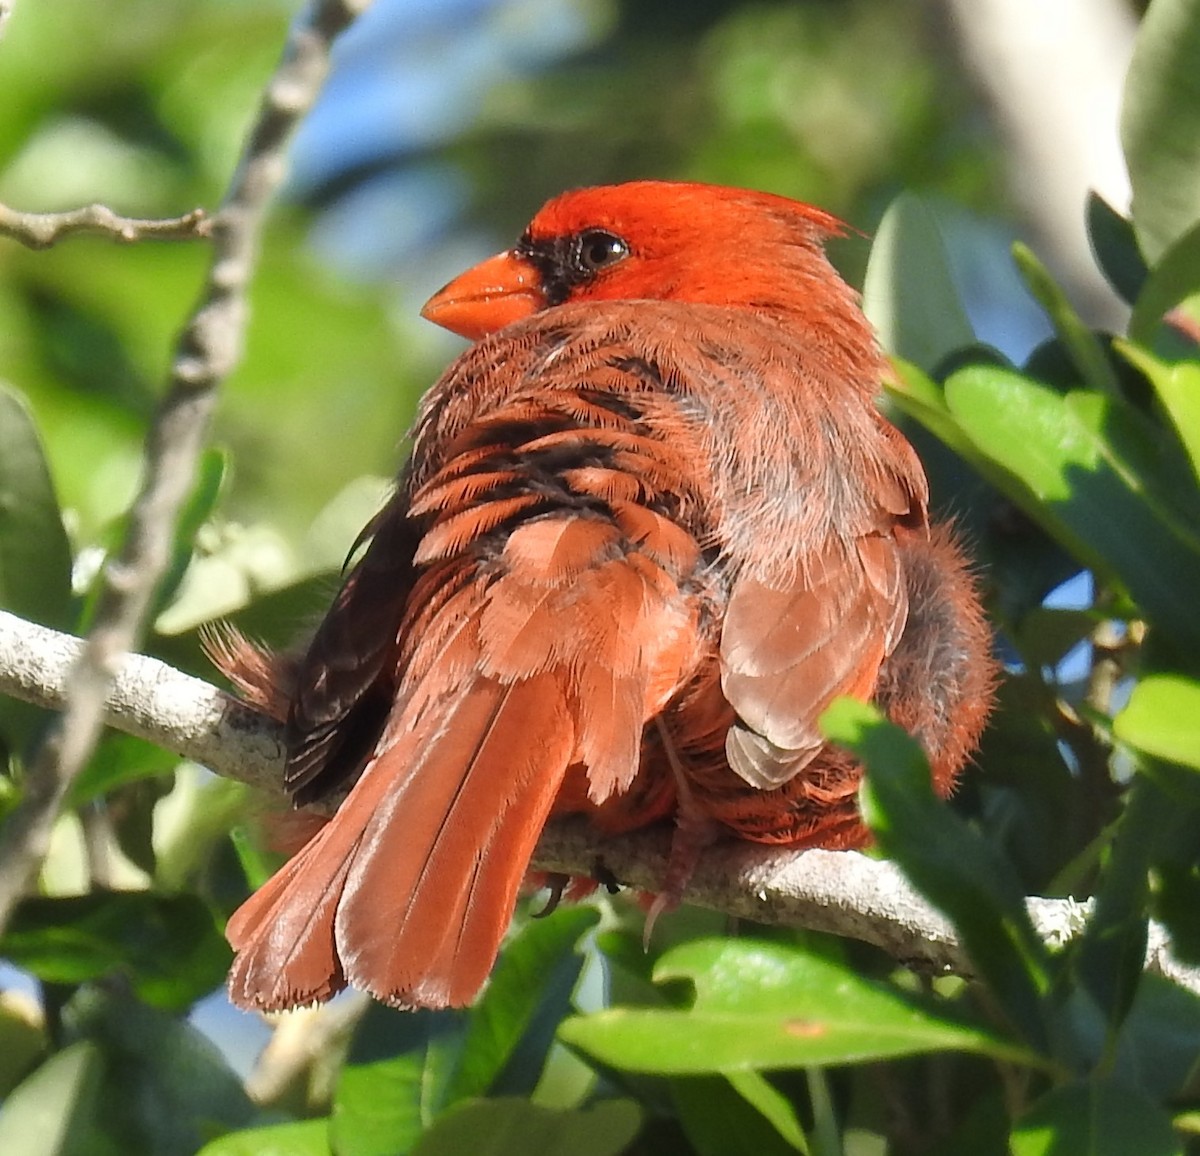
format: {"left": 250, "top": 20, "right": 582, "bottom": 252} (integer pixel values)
{"left": 216, "top": 180, "right": 994, "bottom": 1011}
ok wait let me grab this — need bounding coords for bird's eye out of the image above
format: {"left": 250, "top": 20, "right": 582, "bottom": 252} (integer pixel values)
{"left": 574, "top": 229, "right": 629, "bottom": 273}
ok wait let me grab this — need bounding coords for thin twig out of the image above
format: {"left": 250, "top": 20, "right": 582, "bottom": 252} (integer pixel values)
{"left": 2, "top": 608, "right": 1198, "bottom": 998}
{"left": 0, "top": 203, "right": 211, "bottom": 250}
{"left": 0, "top": 0, "right": 375, "bottom": 935}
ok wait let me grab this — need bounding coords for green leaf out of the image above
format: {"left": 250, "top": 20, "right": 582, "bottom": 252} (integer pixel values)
{"left": 0, "top": 1041, "right": 103, "bottom": 1156}
{"left": 410, "top": 1097, "right": 642, "bottom": 1156}
{"left": 153, "top": 446, "right": 229, "bottom": 618}
{"left": 68, "top": 731, "right": 180, "bottom": 807}
{"left": 1116, "top": 345, "right": 1200, "bottom": 483}
{"left": 0, "top": 383, "right": 74, "bottom": 755}
{"left": 331, "top": 1004, "right": 468, "bottom": 1156}
{"left": 559, "top": 938, "right": 1036, "bottom": 1073}
{"left": 1011, "top": 242, "right": 1121, "bottom": 396}
{"left": 944, "top": 366, "right": 1200, "bottom": 653}
{"left": 449, "top": 905, "right": 599, "bottom": 1102}
{"left": 861, "top": 193, "right": 975, "bottom": 371}
{"left": 1069, "top": 777, "right": 1185, "bottom": 1044}
{"left": 1010, "top": 1079, "right": 1182, "bottom": 1156}
{"left": 1122, "top": 0, "right": 1200, "bottom": 261}
{"left": 824, "top": 699, "right": 1055, "bottom": 1052}
{"left": 1114, "top": 674, "right": 1200, "bottom": 769}
{"left": 65, "top": 987, "right": 256, "bottom": 1155}
{"left": 0, "top": 383, "right": 72, "bottom": 625}
{"left": 197, "top": 1119, "right": 332, "bottom": 1156}
{"left": 1, "top": 892, "right": 231, "bottom": 1011}
{"left": 0, "top": 992, "right": 46, "bottom": 1098}
{"left": 1128, "top": 218, "right": 1200, "bottom": 346}
{"left": 670, "top": 1074, "right": 808, "bottom": 1156}
{"left": 1086, "top": 192, "right": 1149, "bottom": 305}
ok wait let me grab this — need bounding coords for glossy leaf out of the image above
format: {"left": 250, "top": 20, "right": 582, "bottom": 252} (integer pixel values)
{"left": 861, "top": 192, "right": 975, "bottom": 371}
{"left": 559, "top": 938, "right": 1035, "bottom": 1073}
{"left": 410, "top": 1097, "right": 642, "bottom": 1156}
{"left": 944, "top": 366, "right": 1200, "bottom": 653}
{"left": 1010, "top": 1079, "right": 1181, "bottom": 1156}
{"left": 1122, "top": 0, "right": 1200, "bottom": 261}
{"left": 1114, "top": 674, "right": 1200, "bottom": 769}
{"left": 450, "top": 905, "right": 599, "bottom": 1102}
{"left": 824, "top": 699, "right": 1054, "bottom": 1052}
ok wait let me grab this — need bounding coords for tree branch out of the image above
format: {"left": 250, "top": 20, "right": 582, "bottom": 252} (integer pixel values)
{"left": 0, "top": 0, "right": 376, "bottom": 935}
{"left": 0, "top": 204, "right": 211, "bottom": 249}
{"left": 3, "top": 608, "right": 1197, "bottom": 998}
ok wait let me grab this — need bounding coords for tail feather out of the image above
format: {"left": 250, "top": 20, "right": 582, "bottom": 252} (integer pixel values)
{"left": 227, "top": 671, "right": 577, "bottom": 1010}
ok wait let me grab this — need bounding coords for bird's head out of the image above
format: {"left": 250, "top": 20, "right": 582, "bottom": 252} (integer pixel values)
{"left": 421, "top": 180, "right": 852, "bottom": 340}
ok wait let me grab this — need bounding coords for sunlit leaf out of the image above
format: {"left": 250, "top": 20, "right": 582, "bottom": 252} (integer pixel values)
{"left": 559, "top": 938, "right": 1036, "bottom": 1073}
{"left": 944, "top": 366, "right": 1200, "bottom": 653}
{"left": 1114, "top": 674, "right": 1200, "bottom": 769}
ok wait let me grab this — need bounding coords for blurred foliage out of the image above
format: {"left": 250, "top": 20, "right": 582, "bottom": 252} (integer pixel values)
{"left": 3, "top": 0, "right": 1200, "bottom": 1153}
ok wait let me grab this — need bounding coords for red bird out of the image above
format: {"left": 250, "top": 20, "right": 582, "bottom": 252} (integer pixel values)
{"left": 217, "top": 181, "right": 994, "bottom": 1011}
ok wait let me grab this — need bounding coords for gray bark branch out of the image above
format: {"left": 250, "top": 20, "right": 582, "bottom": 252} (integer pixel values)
{"left": 3, "top": 608, "right": 1197, "bottom": 998}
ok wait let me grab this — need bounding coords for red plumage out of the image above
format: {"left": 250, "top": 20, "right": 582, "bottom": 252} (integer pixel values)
{"left": 215, "top": 181, "right": 995, "bottom": 1011}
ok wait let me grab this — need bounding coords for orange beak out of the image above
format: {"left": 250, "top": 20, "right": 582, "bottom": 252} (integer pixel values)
{"left": 420, "top": 250, "right": 547, "bottom": 340}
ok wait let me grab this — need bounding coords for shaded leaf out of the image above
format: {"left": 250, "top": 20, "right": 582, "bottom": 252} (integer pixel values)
{"left": 1086, "top": 192, "right": 1149, "bottom": 305}
{"left": 671, "top": 1073, "right": 808, "bottom": 1156}
{"left": 824, "top": 699, "right": 1054, "bottom": 1052}
{"left": 0, "top": 383, "right": 73, "bottom": 755}
{"left": 66, "top": 987, "right": 256, "bottom": 1155}
{"left": 332, "top": 1003, "right": 467, "bottom": 1156}
{"left": 1121, "top": 0, "right": 1200, "bottom": 261}
{"left": 1116, "top": 345, "right": 1200, "bottom": 484}
{"left": 450, "top": 905, "right": 599, "bottom": 1101}
{"left": 2, "top": 892, "right": 230, "bottom": 1011}
{"left": 1010, "top": 1079, "right": 1181, "bottom": 1156}
{"left": 861, "top": 193, "right": 974, "bottom": 371}
{"left": 410, "top": 1097, "right": 641, "bottom": 1156}
{"left": 559, "top": 938, "right": 1036, "bottom": 1073}
{"left": 1011, "top": 242, "right": 1120, "bottom": 396}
